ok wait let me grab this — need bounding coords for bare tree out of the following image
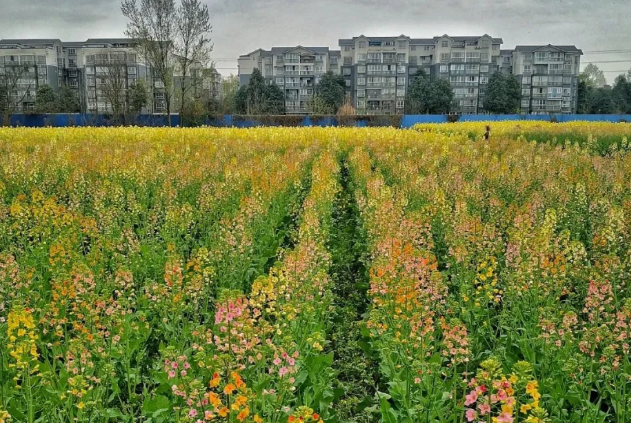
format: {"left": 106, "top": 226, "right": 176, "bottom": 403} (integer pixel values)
{"left": 0, "top": 59, "right": 35, "bottom": 126}
{"left": 174, "top": 0, "right": 212, "bottom": 125}
{"left": 98, "top": 53, "right": 128, "bottom": 123}
{"left": 121, "top": 0, "right": 177, "bottom": 122}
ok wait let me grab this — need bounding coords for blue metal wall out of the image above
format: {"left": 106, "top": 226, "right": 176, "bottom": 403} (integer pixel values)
{"left": 7, "top": 114, "right": 631, "bottom": 129}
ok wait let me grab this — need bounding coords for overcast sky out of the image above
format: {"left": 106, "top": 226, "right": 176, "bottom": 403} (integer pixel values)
{"left": 1, "top": 0, "right": 630, "bottom": 82}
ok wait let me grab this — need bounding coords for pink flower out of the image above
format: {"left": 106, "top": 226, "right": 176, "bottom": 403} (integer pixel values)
{"left": 478, "top": 403, "right": 491, "bottom": 415}
{"left": 172, "top": 362, "right": 178, "bottom": 369}
{"left": 273, "top": 357, "right": 282, "bottom": 366}
{"left": 414, "top": 377, "right": 421, "bottom": 384}
{"left": 168, "top": 370, "right": 176, "bottom": 379}
{"left": 180, "top": 370, "right": 187, "bottom": 377}
{"left": 497, "top": 390, "right": 508, "bottom": 401}
{"left": 188, "top": 409, "right": 198, "bottom": 418}
{"left": 464, "top": 390, "right": 478, "bottom": 406}
{"left": 465, "top": 408, "right": 477, "bottom": 422}
{"left": 497, "top": 412, "right": 514, "bottom": 423}
{"left": 279, "top": 366, "right": 288, "bottom": 377}
{"left": 184, "top": 362, "right": 191, "bottom": 369}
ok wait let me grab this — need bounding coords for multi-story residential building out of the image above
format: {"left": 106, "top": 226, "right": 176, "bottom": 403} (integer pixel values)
{"left": 511, "top": 45, "right": 582, "bottom": 114}
{"left": 0, "top": 39, "right": 65, "bottom": 112}
{"left": 238, "top": 46, "right": 340, "bottom": 114}
{"left": 338, "top": 34, "right": 503, "bottom": 114}
{"left": 0, "top": 38, "right": 220, "bottom": 114}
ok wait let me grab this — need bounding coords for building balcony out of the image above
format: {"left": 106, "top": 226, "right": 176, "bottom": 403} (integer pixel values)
{"left": 285, "top": 83, "right": 300, "bottom": 87}
{"left": 549, "top": 69, "right": 564, "bottom": 75}
{"left": 285, "top": 70, "right": 299, "bottom": 75}
{"left": 367, "top": 70, "right": 396, "bottom": 76}
{"left": 533, "top": 93, "right": 547, "bottom": 98}
{"left": 285, "top": 58, "right": 299, "bottom": 63}
{"left": 299, "top": 70, "right": 314, "bottom": 75}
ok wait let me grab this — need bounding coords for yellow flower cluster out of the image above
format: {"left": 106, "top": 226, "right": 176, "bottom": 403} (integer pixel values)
{"left": 7, "top": 306, "right": 39, "bottom": 376}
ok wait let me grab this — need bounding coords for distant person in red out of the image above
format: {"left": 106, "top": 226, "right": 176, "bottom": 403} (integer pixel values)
{"left": 484, "top": 125, "right": 491, "bottom": 141}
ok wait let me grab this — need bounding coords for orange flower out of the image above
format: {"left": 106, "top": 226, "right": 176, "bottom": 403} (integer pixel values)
{"left": 218, "top": 407, "right": 229, "bottom": 417}
{"left": 223, "top": 383, "right": 236, "bottom": 395}
{"left": 254, "top": 415, "right": 263, "bottom": 423}
{"left": 312, "top": 414, "right": 319, "bottom": 420}
{"left": 235, "top": 395, "right": 248, "bottom": 407}
{"left": 210, "top": 372, "right": 221, "bottom": 387}
{"left": 207, "top": 392, "right": 221, "bottom": 407}
{"left": 237, "top": 407, "right": 250, "bottom": 421}
{"left": 288, "top": 417, "right": 296, "bottom": 423}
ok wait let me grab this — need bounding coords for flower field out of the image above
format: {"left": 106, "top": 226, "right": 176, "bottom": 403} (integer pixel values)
{"left": 1, "top": 124, "right": 631, "bottom": 423}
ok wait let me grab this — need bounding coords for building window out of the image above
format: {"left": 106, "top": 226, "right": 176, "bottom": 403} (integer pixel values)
{"left": 480, "top": 65, "right": 489, "bottom": 73}
{"left": 396, "top": 100, "right": 404, "bottom": 108}
{"left": 397, "top": 77, "right": 405, "bottom": 86}
{"left": 357, "top": 65, "right": 366, "bottom": 74}
{"left": 411, "top": 46, "right": 416, "bottom": 51}
{"left": 69, "top": 70, "right": 77, "bottom": 77}
{"left": 521, "top": 99, "right": 530, "bottom": 108}
{"left": 357, "top": 89, "right": 365, "bottom": 98}
{"left": 524, "top": 65, "right": 531, "bottom": 73}
{"left": 480, "top": 76, "right": 488, "bottom": 84}
{"left": 441, "top": 41, "right": 449, "bottom": 48}
{"left": 398, "top": 41, "right": 406, "bottom": 49}
{"left": 397, "top": 65, "right": 406, "bottom": 74}
{"left": 344, "top": 57, "right": 352, "bottom": 65}
{"left": 383, "top": 41, "right": 394, "bottom": 47}
{"left": 440, "top": 65, "right": 448, "bottom": 73}
{"left": 69, "top": 80, "right": 78, "bottom": 88}
{"left": 344, "top": 46, "right": 351, "bottom": 52}
{"left": 345, "top": 79, "right": 351, "bottom": 87}
{"left": 522, "top": 88, "right": 530, "bottom": 96}
{"left": 522, "top": 76, "right": 531, "bottom": 85}
{"left": 440, "top": 53, "right": 450, "bottom": 63}
{"left": 343, "top": 68, "right": 351, "bottom": 76}
{"left": 330, "top": 57, "right": 338, "bottom": 65}
{"left": 492, "top": 45, "right": 499, "bottom": 50}
{"left": 409, "top": 67, "right": 418, "bottom": 74}
{"left": 396, "top": 88, "right": 405, "bottom": 97}
{"left": 276, "top": 78, "right": 284, "bottom": 84}
{"left": 358, "top": 41, "right": 366, "bottom": 49}
{"left": 357, "top": 77, "right": 366, "bottom": 86}
{"left": 396, "top": 53, "right": 406, "bottom": 63}
{"left": 68, "top": 48, "right": 76, "bottom": 55}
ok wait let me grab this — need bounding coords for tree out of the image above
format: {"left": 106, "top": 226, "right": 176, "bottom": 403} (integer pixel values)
{"left": 56, "top": 85, "right": 81, "bottom": 113}
{"left": 484, "top": 72, "right": 522, "bottom": 114}
{"left": 128, "top": 78, "right": 149, "bottom": 115}
{"left": 0, "top": 61, "right": 34, "bottom": 125}
{"left": 404, "top": 69, "right": 454, "bottom": 114}
{"left": 122, "top": 0, "right": 177, "bottom": 121}
{"left": 263, "top": 83, "right": 285, "bottom": 115}
{"left": 314, "top": 71, "right": 345, "bottom": 114}
{"left": 234, "top": 85, "right": 248, "bottom": 114}
{"left": 219, "top": 74, "right": 239, "bottom": 114}
{"left": 174, "top": 0, "right": 212, "bottom": 125}
{"left": 427, "top": 78, "right": 455, "bottom": 114}
{"left": 588, "top": 87, "right": 615, "bottom": 113}
{"left": 580, "top": 63, "right": 607, "bottom": 88}
{"left": 577, "top": 79, "right": 591, "bottom": 114}
{"left": 99, "top": 54, "right": 128, "bottom": 121}
{"left": 35, "top": 85, "right": 57, "bottom": 114}
{"left": 612, "top": 75, "right": 631, "bottom": 113}
{"left": 307, "top": 94, "right": 331, "bottom": 114}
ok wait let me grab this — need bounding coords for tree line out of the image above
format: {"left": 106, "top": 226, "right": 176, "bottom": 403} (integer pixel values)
{"left": 577, "top": 64, "right": 631, "bottom": 114}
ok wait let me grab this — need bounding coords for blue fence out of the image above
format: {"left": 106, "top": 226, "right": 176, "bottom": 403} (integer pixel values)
{"left": 401, "top": 114, "right": 631, "bottom": 127}
{"left": 7, "top": 113, "right": 631, "bottom": 129}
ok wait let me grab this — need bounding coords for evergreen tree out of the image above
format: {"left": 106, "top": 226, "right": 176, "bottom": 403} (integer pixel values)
{"left": 34, "top": 85, "right": 57, "bottom": 113}
{"left": 484, "top": 72, "right": 521, "bottom": 114}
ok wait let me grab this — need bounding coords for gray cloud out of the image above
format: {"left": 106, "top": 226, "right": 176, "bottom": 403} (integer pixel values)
{"left": 1, "top": 0, "right": 630, "bottom": 82}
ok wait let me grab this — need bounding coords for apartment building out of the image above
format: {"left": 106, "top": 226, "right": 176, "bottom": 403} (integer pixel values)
{"left": 0, "top": 39, "right": 65, "bottom": 111}
{"left": 238, "top": 46, "right": 341, "bottom": 114}
{"left": 511, "top": 45, "right": 582, "bottom": 114}
{"left": 0, "top": 38, "right": 220, "bottom": 114}
{"left": 337, "top": 34, "right": 504, "bottom": 114}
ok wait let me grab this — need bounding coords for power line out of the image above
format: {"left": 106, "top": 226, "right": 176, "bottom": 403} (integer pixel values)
{"left": 583, "top": 59, "right": 631, "bottom": 64}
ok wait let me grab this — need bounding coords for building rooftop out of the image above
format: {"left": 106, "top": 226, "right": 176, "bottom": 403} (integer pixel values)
{"left": 0, "top": 38, "right": 60, "bottom": 46}
{"left": 435, "top": 35, "right": 504, "bottom": 44}
{"left": 515, "top": 44, "right": 583, "bottom": 54}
